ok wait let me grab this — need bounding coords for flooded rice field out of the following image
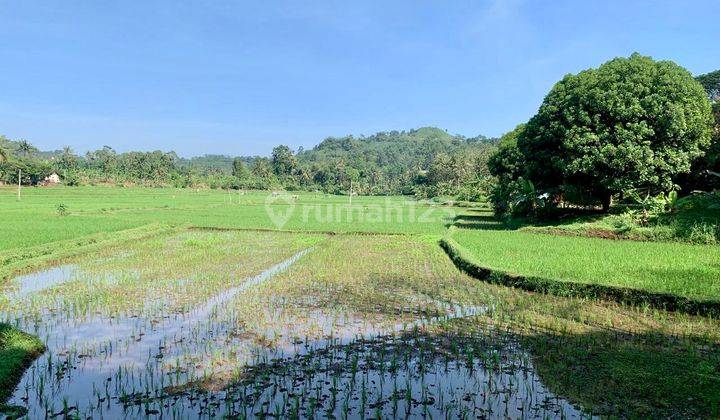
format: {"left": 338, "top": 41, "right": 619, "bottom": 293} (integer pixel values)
{"left": 0, "top": 231, "right": 593, "bottom": 418}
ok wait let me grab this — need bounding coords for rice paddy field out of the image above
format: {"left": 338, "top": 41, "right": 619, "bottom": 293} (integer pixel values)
{"left": 448, "top": 227, "right": 720, "bottom": 302}
{"left": 1, "top": 186, "right": 719, "bottom": 418}
{"left": 0, "top": 186, "right": 455, "bottom": 251}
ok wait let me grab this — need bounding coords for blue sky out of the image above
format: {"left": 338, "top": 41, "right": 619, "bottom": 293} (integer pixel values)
{"left": 1, "top": 0, "right": 718, "bottom": 157}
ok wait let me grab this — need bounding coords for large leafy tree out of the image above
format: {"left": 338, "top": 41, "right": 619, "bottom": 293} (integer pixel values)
{"left": 679, "top": 71, "right": 720, "bottom": 191}
{"left": 271, "top": 145, "right": 296, "bottom": 176}
{"left": 58, "top": 146, "right": 79, "bottom": 170}
{"left": 519, "top": 53, "right": 714, "bottom": 211}
{"left": 251, "top": 157, "right": 273, "bottom": 179}
{"left": 696, "top": 69, "right": 720, "bottom": 100}
{"left": 487, "top": 125, "right": 527, "bottom": 215}
{"left": 231, "top": 157, "right": 249, "bottom": 179}
{"left": 85, "top": 146, "right": 118, "bottom": 172}
{"left": 703, "top": 103, "right": 719, "bottom": 182}
{"left": 488, "top": 124, "right": 525, "bottom": 182}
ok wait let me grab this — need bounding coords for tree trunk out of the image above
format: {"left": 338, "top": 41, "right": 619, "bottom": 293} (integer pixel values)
{"left": 601, "top": 193, "right": 612, "bottom": 212}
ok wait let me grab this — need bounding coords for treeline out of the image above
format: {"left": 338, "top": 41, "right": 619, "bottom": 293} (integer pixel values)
{"left": 0, "top": 127, "right": 497, "bottom": 199}
{"left": 267, "top": 127, "right": 494, "bottom": 198}
{"left": 487, "top": 53, "right": 719, "bottom": 217}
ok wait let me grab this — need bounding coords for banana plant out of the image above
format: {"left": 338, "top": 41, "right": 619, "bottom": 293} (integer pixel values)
{"left": 664, "top": 190, "right": 679, "bottom": 213}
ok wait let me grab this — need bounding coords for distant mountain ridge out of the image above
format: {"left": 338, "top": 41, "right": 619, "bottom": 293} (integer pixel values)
{"left": 298, "top": 126, "right": 493, "bottom": 171}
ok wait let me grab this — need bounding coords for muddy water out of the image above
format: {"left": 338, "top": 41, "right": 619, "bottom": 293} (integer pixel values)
{"left": 1, "top": 249, "right": 593, "bottom": 419}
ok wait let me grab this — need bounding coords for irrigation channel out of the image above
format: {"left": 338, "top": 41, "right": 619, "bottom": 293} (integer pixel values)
{"left": 1, "top": 247, "right": 594, "bottom": 418}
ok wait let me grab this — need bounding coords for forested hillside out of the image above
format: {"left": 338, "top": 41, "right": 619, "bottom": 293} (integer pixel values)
{"left": 294, "top": 127, "right": 495, "bottom": 196}
{"left": 0, "top": 127, "right": 497, "bottom": 198}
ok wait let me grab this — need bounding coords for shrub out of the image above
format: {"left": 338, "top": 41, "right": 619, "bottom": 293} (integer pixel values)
{"left": 56, "top": 203, "right": 68, "bottom": 216}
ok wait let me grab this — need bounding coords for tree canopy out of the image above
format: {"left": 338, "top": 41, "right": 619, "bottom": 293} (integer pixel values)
{"left": 516, "top": 53, "right": 714, "bottom": 210}
{"left": 271, "top": 145, "right": 297, "bottom": 176}
{"left": 0, "top": 127, "right": 496, "bottom": 197}
{"left": 232, "top": 157, "right": 249, "bottom": 180}
{"left": 696, "top": 69, "right": 720, "bottom": 100}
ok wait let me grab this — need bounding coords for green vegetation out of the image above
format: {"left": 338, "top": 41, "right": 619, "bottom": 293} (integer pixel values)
{"left": 1, "top": 52, "right": 719, "bottom": 417}
{"left": 481, "top": 190, "right": 720, "bottom": 245}
{"left": 2, "top": 231, "right": 717, "bottom": 417}
{"left": 0, "top": 224, "right": 176, "bottom": 282}
{"left": 696, "top": 69, "right": 720, "bottom": 100}
{"left": 444, "top": 235, "right": 720, "bottom": 317}
{"left": 518, "top": 191, "right": 720, "bottom": 244}
{"left": 0, "top": 186, "right": 455, "bottom": 253}
{"left": 683, "top": 70, "right": 720, "bottom": 191}
{"left": 0, "top": 323, "right": 45, "bottom": 402}
{"left": 220, "top": 234, "right": 720, "bottom": 417}
{"left": 3, "top": 230, "right": 323, "bottom": 317}
{"left": 489, "top": 54, "right": 715, "bottom": 216}
{"left": 447, "top": 225, "right": 720, "bottom": 305}
{"left": 0, "top": 127, "right": 497, "bottom": 198}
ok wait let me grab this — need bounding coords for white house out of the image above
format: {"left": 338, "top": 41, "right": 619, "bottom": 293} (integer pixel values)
{"left": 42, "top": 172, "right": 61, "bottom": 185}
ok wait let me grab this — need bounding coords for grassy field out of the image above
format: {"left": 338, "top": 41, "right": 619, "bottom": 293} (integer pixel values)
{"left": 1, "top": 186, "right": 717, "bottom": 304}
{"left": 449, "top": 227, "right": 720, "bottom": 303}
{"left": 0, "top": 186, "right": 454, "bottom": 251}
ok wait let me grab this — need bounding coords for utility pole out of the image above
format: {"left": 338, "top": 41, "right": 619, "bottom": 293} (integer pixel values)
{"left": 17, "top": 168, "right": 21, "bottom": 201}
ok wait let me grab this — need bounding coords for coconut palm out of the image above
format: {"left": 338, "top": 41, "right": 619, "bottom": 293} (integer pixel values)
{"left": 17, "top": 140, "right": 37, "bottom": 158}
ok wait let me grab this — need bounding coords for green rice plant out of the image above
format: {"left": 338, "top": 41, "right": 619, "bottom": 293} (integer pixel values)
{"left": 0, "top": 207, "right": 718, "bottom": 417}
{"left": 0, "top": 186, "right": 458, "bottom": 252}
{"left": 447, "top": 227, "right": 720, "bottom": 306}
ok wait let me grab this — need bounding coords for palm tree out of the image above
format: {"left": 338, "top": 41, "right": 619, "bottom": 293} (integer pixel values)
{"left": 17, "top": 140, "right": 37, "bottom": 158}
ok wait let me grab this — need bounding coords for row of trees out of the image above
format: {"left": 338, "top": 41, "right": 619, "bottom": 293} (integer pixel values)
{"left": 229, "top": 129, "right": 496, "bottom": 197}
{"left": 0, "top": 139, "right": 54, "bottom": 185}
{"left": 488, "top": 53, "right": 718, "bottom": 217}
{"left": 0, "top": 127, "right": 498, "bottom": 197}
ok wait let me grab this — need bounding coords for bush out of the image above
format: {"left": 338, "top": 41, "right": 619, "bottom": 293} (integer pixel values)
{"left": 687, "top": 222, "right": 719, "bottom": 245}
{"left": 62, "top": 171, "right": 81, "bottom": 186}
{"left": 56, "top": 203, "right": 68, "bottom": 216}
